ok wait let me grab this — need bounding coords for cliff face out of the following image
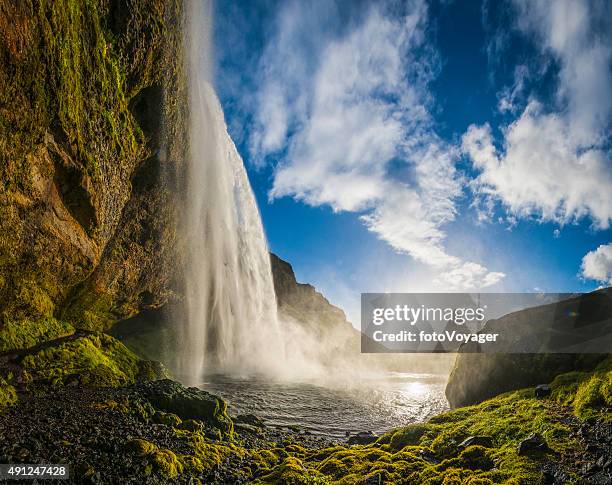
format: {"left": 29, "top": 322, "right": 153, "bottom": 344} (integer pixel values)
{"left": 270, "top": 253, "right": 355, "bottom": 339}
{"left": 445, "top": 289, "right": 610, "bottom": 408}
{"left": 111, "top": 254, "right": 360, "bottom": 367}
{"left": 0, "top": 0, "right": 186, "bottom": 332}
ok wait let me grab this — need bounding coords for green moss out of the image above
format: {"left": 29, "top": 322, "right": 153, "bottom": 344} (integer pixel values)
{"left": 252, "top": 449, "right": 281, "bottom": 470}
{"left": 0, "top": 376, "right": 17, "bottom": 408}
{"left": 153, "top": 411, "right": 182, "bottom": 427}
{"left": 0, "top": 316, "right": 74, "bottom": 353}
{"left": 15, "top": 280, "right": 56, "bottom": 317}
{"left": 124, "top": 429, "right": 242, "bottom": 480}
{"left": 93, "top": 396, "right": 155, "bottom": 422}
{"left": 61, "top": 289, "right": 116, "bottom": 332}
{"left": 440, "top": 446, "right": 494, "bottom": 472}
{"left": 34, "top": 0, "right": 144, "bottom": 179}
{"left": 0, "top": 0, "right": 183, "bottom": 323}
{"left": 152, "top": 449, "right": 183, "bottom": 479}
{"left": 20, "top": 332, "right": 143, "bottom": 386}
{"left": 178, "top": 419, "right": 205, "bottom": 433}
{"left": 552, "top": 356, "right": 612, "bottom": 420}
{"left": 383, "top": 423, "right": 429, "bottom": 451}
{"left": 251, "top": 363, "right": 612, "bottom": 484}
{"left": 257, "top": 457, "right": 329, "bottom": 484}
{"left": 78, "top": 359, "right": 611, "bottom": 483}
{"left": 125, "top": 438, "right": 157, "bottom": 456}
{"left": 184, "top": 431, "right": 237, "bottom": 471}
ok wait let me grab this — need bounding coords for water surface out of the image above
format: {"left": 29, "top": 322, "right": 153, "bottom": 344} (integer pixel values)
{"left": 198, "top": 373, "right": 448, "bottom": 438}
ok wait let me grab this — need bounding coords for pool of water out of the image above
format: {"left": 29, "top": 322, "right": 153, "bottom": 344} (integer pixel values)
{"left": 198, "top": 373, "right": 448, "bottom": 438}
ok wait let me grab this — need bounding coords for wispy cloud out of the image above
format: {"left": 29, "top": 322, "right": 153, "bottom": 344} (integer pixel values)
{"left": 249, "top": 0, "right": 504, "bottom": 290}
{"left": 463, "top": 0, "right": 612, "bottom": 229}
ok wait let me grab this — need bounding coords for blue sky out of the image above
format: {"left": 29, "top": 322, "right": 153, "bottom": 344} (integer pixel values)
{"left": 212, "top": 0, "right": 612, "bottom": 324}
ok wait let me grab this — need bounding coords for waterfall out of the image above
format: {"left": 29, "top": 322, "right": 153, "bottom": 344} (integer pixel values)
{"left": 177, "top": 0, "right": 283, "bottom": 382}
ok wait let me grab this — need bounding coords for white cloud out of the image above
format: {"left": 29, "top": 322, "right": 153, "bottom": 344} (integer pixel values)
{"left": 497, "top": 64, "right": 529, "bottom": 113}
{"left": 250, "top": 0, "right": 504, "bottom": 290}
{"left": 463, "top": 0, "right": 612, "bottom": 229}
{"left": 581, "top": 243, "right": 612, "bottom": 285}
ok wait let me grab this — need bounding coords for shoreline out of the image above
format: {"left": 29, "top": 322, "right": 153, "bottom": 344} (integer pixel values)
{"left": 1, "top": 355, "right": 609, "bottom": 483}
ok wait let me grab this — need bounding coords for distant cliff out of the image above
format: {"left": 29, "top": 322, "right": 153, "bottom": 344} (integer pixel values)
{"left": 270, "top": 253, "right": 355, "bottom": 339}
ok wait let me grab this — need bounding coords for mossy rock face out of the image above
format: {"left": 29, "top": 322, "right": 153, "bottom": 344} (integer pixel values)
{"left": 446, "top": 290, "right": 611, "bottom": 408}
{"left": 0, "top": 317, "right": 74, "bottom": 353}
{"left": 19, "top": 332, "right": 164, "bottom": 387}
{"left": 138, "top": 379, "right": 234, "bottom": 437}
{"left": 0, "top": 0, "right": 186, "bottom": 333}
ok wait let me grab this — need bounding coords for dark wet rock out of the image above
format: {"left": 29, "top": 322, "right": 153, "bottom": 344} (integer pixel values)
{"left": 152, "top": 411, "right": 181, "bottom": 427}
{"left": 348, "top": 431, "right": 378, "bottom": 445}
{"left": 0, "top": 385, "right": 219, "bottom": 484}
{"left": 137, "top": 379, "right": 233, "bottom": 436}
{"left": 419, "top": 449, "right": 438, "bottom": 464}
{"left": 459, "top": 435, "right": 494, "bottom": 449}
{"left": 517, "top": 433, "right": 549, "bottom": 455}
{"left": 177, "top": 419, "right": 204, "bottom": 433}
{"left": 542, "top": 466, "right": 570, "bottom": 485}
{"left": 535, "top": 384, "right": 552, "bottom": 398}
{"left": 235, "top": 413, "right": 266, "bottom": 428}
{"left": 235, "top": 423, "right": 265, "bottom": 435}
{"left": 597, "top": 455, "right": 612, "bottom": 470}
{"left": 364, "top": 472, "right": 382, "bottom": 484}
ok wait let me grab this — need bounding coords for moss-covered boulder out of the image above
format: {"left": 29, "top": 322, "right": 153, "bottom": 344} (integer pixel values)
{"left": 19, "top": 332, "right": 164, "bottom": 387}
{"left": 0, "top": 317, "right": 74, "bottom": 353}
{"left": 138, "top": 379, "right": 234, "bottom": 437}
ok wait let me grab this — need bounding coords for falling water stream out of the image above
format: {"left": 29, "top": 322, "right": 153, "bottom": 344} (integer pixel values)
{"left": 170, "top": 1, "right": 449, "bottom": 432}
{"left": 177, "top": 0, "right": 283, "bottom": 382}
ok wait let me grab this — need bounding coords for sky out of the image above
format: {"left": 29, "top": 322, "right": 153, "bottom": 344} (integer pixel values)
{"left": 212, "top": 0, "right": 612, "bottom": 325}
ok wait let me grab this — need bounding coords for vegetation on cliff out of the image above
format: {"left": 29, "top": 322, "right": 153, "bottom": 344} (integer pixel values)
{"left": 446, "top": 290, "right": 611, "bottom": 408}
{"left": 0, "top": 0, "right": 186, "bottom": 334}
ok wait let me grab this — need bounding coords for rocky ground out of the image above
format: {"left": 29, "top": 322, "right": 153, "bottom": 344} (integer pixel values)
{"left": 0, "top": 377, "right": 610, "bottom": 484}
{"left": 0, "top": 330, "right": 609, "bottom": 484}
{"left": 540, "top": 404, "right": 612, "bottom": 484}
{"left": 0, "top": 383, "right": 339, "bottom": 484}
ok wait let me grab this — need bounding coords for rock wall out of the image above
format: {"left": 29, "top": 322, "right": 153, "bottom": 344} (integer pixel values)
{"left": 445, "top": 289, "right": 610, "bottom": 408}
{"left": 270, "top": 253, "right": 455, "bottom": 374}
{"left": 270, "top": 253, "right": 356, "bottom": 339}
{"left": 0, "top": 0, "right": 187, "bottom": 334}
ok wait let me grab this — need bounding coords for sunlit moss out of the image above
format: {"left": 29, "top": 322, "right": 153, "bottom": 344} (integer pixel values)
{"left": 552, "top": 355, "right": 612, "bottom": 420}
{"left": 0, "top": 316, "right": 74, "bottom": 353}
{"left": 20, "top": 332, "right": 145, "bottom": 386}
{"left": 252, "top": 361, "right": 612, "bottom": 484}
{"left": 0, "top": 376, "right": 17, "bottom": 409}
{"left": 256, "top": 456, "right": 329, "bottom": 484}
